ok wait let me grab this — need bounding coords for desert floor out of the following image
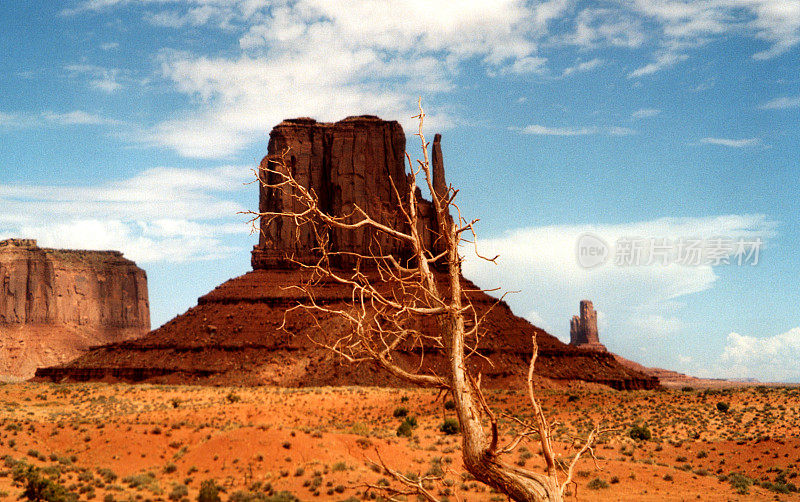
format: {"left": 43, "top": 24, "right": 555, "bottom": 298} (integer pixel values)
{"left": 1, "top": 382, "right": 799, "bottom": 501}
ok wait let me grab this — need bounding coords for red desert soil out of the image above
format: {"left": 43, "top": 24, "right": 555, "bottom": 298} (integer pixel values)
{"left": 2, "top": 382, "right": 800, "bottom": 501}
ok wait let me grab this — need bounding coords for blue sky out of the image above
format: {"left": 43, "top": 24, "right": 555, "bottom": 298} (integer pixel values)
{"left": 1, "top": 0, "right": 799, "bottom": 381}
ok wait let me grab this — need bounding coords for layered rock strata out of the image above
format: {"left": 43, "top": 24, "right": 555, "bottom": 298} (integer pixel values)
{"left": 0, "top": 239, "right": 149, "bottom": 380}
{"left": 252, "top": 116, "right": 444, "bottom": 269}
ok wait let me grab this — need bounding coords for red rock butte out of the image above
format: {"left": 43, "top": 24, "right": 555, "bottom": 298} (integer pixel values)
{"left": 36, "top": 116, "right": 657, "bottom": 390}
{"left": 0, "top": 238, "right": 149, "bottom": 381}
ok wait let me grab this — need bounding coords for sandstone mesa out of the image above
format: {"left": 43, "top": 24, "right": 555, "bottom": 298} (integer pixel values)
{"left": 0, "top": 238, "right": 149, "bottom": 381}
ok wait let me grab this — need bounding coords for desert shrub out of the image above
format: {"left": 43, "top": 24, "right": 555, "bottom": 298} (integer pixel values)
{"left": 97, "top": 468, "right": 117, "bottom": 483}
{"left": 726, "top": 473, "right": 752, "bottom": 494}
{"left": 164, "top": 463, "right": 178, "bottom": 474}
{"left": 426, "top": 458, "right": 445, "bottom": 477}
{"left": 122, "top": 472, "right": 159, "bottom": 492}
{"left": 13, "top": 464, "right": 78, "bottom": 502}
{"left": 226, "top": 392, "right": 241, "bottom": 404}
{"left": 628, "top": 424, "right": 651, "bottom": 441}
{"left": 396, "top": 421, "right": 413, "bottom": 437}
{"left": 567, "top": 395, "right": 579, "bottom": 403}
{"left": 440, "top": 418, "right": 460, "bottom": 435}
{"left": 716, "top": 402, "right": 730, "bottom": 413}
{"left": 348, "top": 422, "right": 370, "bottom": 436}
{"left": 197, "top": 480, "right": 222, "bottom": 502}
{"left": 392, "top": 407, "right": 408, "bottom": 418}
{"left": 444, "top": 400, "right": 456, "bottom": 410}
{"left": 331, "top": 462, "right": 347, "bottom": 472}
{"left": 229, "top": 492, "right": 270, "bottom": 502}
{"left": 396, "top": 417, "right": 418, "bottom": 438}
{"left": 169, "top": 483, "right": 189, "bottom": 501}
{"left": 587, "top": 478, "right": 609, "bottom": 490}
{"left": 681, "top": 386, "right": 694, "bottom": 392}
{"left": 760, "top": 480, "right": 794, "bottom": 494}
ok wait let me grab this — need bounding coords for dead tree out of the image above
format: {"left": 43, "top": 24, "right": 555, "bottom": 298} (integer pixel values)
{"left": 248, "top": 102, "right": 605, "bottom": 502}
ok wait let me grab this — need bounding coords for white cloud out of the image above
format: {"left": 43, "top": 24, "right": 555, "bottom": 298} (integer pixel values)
{"left": 462, "top": 214, "right": 777, "bottom": 354}
{"left": 629, "top": 51, "right": 688, "bottom": 77}
{"left": 65, "top": 64, "right": 125, "bottom": 93}
{"left": 91, "top": 78, "right": 123, "bottom": 93}
{"left": 0, "top": 110, "right": 121, "bottom": 129}
{"left": 567, "top": 8, "right": 645, "bottom": 49}
{"left": 145, "top": 6, "right": 233, "bottom": 29}
{"left": 0, "top": 112, "right": 20, "bottom": 126}
{"left": 709, "top": 328, "right": 800, "bottom": 382}
{"left": 41, "top": 110, "right": 120, "bottom": 126}
{"left": 562, "top": 58, "right": 604, "bottom": 77}
{"left": 749, "top": 0, "right": 800, "bottom": 59}
{"left": 629, "top": 314, "right": 684, "bottom": 336}
{"left": 760, "top": 95, "right": 800, "bottom": 110}
{"left": 0, "top": 165, "right": 253, "bottom": 263}
{"left": 60, "top": 0, "right": 800, "bottom": 157}
{"left": 700, "top": 137, "right": 762, "bottom": 148}
{"left": 519, "top": 124, "right": 597, "bottom": 136}
{"left": 608, "top": 126, "right": 636, "bottom": 136}
{"left": 631, "top": 108, "right": 661, "bottom": 119}
{"left": 100, "top": 41, "right": 119, "bottom": 50}
{"left": 631, "top": 0, "right": 800, "bottom": 60}
{"left": 496, "top": 56, "right": 548, "bottom": 75}
{"left": 137, "top": 0, "right": 563, "bottom": 157}
{"left": 517, "top": 124, "right": 636, "bottom": 137}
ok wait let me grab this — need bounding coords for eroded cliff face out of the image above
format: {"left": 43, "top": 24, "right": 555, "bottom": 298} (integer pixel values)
{"left": 252, "top": 116, "right": 442, "bottom": 269}
{"left": 0, "top": 239, "right": 149, "bottom": 380}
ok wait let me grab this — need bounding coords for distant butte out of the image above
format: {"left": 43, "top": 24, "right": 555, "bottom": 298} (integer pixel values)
{"left": 0, "top": 238, "right": 149, "bottom": 381}
{"left": 36, "top": 117, "right": 657, "bottom": 390}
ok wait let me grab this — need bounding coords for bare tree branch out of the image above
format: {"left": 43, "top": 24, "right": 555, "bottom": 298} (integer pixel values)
{"left": 249, "top": 100, "right": 609, "bottom": 502}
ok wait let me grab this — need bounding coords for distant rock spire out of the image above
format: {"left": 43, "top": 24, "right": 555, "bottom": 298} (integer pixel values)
{"left": 569, "top": 300, "right": 606, "bottom": 351}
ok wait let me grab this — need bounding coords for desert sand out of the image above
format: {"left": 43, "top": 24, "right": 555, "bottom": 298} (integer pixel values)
{"left": 1, "top": 381, "right": 799, "bottom": 501}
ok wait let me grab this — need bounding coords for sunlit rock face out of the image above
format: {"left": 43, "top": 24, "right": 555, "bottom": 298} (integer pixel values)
{"left": 0, "top": 238, "right": 149, "bottom": 380}
{"left": 252, "top": 116, "right": 444, "bottom": 270}
{"left": 569, "top": 300, "right": 607, "bottom": 352}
